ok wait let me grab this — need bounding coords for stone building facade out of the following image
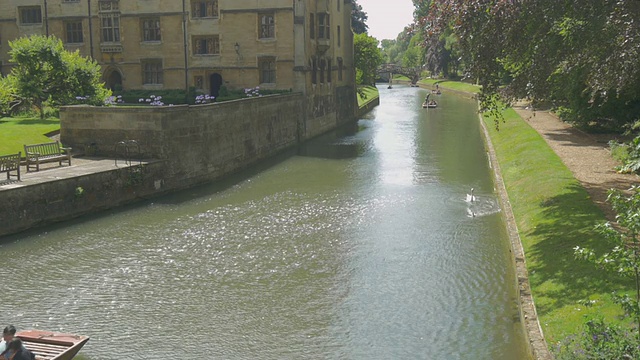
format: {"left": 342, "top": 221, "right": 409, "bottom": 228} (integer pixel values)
{"left": 0, "top": 0, "right": 355, "bottom": 107}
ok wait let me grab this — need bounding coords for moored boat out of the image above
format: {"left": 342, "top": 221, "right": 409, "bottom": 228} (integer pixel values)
{"left": 422, "top": 101, "right": 438, "bottom": 108}
{"left": 17, "top": 330, "right": 89, "bottom": 360}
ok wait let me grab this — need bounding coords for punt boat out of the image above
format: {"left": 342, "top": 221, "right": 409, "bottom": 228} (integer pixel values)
{"left": 17, "top": 329, "right": 89, "bottom": 360}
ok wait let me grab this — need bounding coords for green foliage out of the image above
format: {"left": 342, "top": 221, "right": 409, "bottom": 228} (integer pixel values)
{"left": 0, "top": 76, "right": 17, "bottom": 116}
{"left": 115, "top": 88, "right": 195, "bottom": 105}
{"left": 575, "top": 186, "right": 640, "bottom": 332}
{"left": 553, "top": 317, "right": 640, "bottom": 359}
{"left": 354, "top": 33, "right": 384, "bottom": 85}
{"left": 7, "top": 35, "right": 110, "bottom": 118}
{"left": 610, "top": 134, "right": 640, "bottom": 174}
{"left": 401, "top": 34, "right": 424, "bottom": 69}
{"left": 421, "top": 0, "right": 640, "bottom": 130}
{"left": 350, "top": 0, "right": 368, "bottom": 34}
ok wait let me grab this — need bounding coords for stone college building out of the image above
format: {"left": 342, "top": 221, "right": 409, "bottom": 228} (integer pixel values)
{"left": 0, "top": 0, "right": 356, "bottom": 112}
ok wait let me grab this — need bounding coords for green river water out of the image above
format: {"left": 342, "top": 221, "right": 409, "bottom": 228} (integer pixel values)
{"left": 1, "top": 85, "right": 529, "bottom": 359}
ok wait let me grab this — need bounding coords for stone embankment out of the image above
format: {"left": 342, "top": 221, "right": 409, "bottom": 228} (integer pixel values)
{"left": 0, "top": 91, "right": 358, "bottom": 238}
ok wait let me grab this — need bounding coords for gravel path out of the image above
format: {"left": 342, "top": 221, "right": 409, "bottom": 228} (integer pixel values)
{"left": 512, "top": 105, "right": 638, "bottom": 220}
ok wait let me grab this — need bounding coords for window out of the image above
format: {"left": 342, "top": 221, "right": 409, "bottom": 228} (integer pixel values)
{"left": 99, "top": 0, "right": 119, "bottom": 11}
{"left": 193, "top": 36, "right": 220, "bottom": 55}
{"left": 142, "top": 18, "right": 161, "bottom": 42}
{"left": 142, "top": 60, "right": 163, "bottom": 84}
{"left": 327, "top": 59, "right": 332, "bottom": 83}
{"left": 338, "top": 58, "right": 343, "bottom": 81}
{"left": 319, "top": 59, "right": 325, "bottom": 84}
{"left": 99, "top": 1, "right": 121, "bottom": 43}
{"left": 101, "top": 14, "right": 120, "bottom": 42}
{"left": 259, "top": 57, "right": 276, "bottom": 84}
{"left": 337, "top": 0, "right": 340, "bottom": 12}
{"left": 309, "top": 13, "right": 315, "bottom": 39}
{"left": 317, "top": 14, "right": 330, "bottom": 39}
{"left": 337, "top": 26, "right": 341, "bottom": 47}
{"left": 19, "top": 7, "right": 42, "bottom": 25}
{"left": 192, "top": 1, "right": 218, "bottom": 18}
{"left": 64, "top": 21, "right": 84, "bottom": 44}
{"left": 259, "top": 13, "right": 275, "bottom": 39}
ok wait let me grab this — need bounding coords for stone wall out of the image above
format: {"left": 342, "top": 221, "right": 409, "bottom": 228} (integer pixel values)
{"left": 61, "top": 93, "right": 304, "bottom": 191}
{"left": 0, "top": 89, "right": 358, "bottom": 238}
{"left": 0, "top": 162, "right": 166, "bottom": 237}
{"left": 61, "top": 90, "right": 355, "bottom": 191}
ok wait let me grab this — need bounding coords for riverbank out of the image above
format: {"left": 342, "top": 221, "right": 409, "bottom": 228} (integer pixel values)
{"left": 461, "top": 85, "right": 638, "bottom": 356}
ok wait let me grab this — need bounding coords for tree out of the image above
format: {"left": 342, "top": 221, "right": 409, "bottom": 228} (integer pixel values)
{"left": 419, "top": 0, "right": 640, "bottom": 129}
{"left": 354, "top": 33, "right": 383, "bottom": 86}
{"left": 8, "top": 35, "right": 110, "bottom": 118}
{"left": 574, "top": 186, "right": 640, "bottom": 350}
{"left": 350, "top": 0, "right": 369, "bottom": 35}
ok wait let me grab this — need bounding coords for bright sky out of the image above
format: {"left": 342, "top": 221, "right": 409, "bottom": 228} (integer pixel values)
{"left": 357, "top": 0, "right": 415, "bottom": 41}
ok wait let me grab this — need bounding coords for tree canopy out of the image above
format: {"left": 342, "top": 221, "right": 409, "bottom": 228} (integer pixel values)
{"left": 350, "top": 0, "right": 369, "bottom": 35}
{"left": 354, "top": 33, "right": 384, "bottom": 86}
{"left": 417, "top": 0, "right": 640, "bottom": 130}
{"left": 7, "top": 35, "right": 110, "bottom": 118}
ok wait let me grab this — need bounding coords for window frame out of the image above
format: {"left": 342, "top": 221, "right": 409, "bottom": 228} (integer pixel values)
{"left": 191, "top": 0, "right": 219, "bottom": 19}
{"left": 141, "top": 18, "right": 161, "bottom": 42}
{"left": 141, "top": 59, "right": 163, "bottom": 85}
{"left": 258, "top": 13, "right": 275, "bottom": 39}
{"left": 19, "top": 6, "right": 42, "bottom": 25}
{"left": 259, "top": 57, "right": 276, "bottom": 84}
{"left": 317, "top": 13, "right": 330, "bottom": 40}
{"left": 64, "top": 20, "right": 84, "bottom": 44}
{"left": 192, "top": 36, "right": 220, "bottom": 56}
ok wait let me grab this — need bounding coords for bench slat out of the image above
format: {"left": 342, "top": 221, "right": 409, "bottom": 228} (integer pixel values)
{"left": 24, "top": 141, "right": 71, "bottom": 172}
{"left": 0, "top": 152, "right": 21, "bottom": 181}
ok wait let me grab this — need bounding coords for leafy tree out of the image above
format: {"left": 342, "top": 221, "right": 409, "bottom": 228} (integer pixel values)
{"left": 575, "top": 186, "right": 640, "bottom": 335}
{"left": 8, "top": 35, "right": 110, "bottom": 118}
{"left": 353, "top": 33, "right": 383, "bottom": 86}
{"left": 402, "top": 34, "right": 423, "bottom": 69}
{"left": 350, "top": 0, "right": 369, "bottom": 34}
{"left": 0, "top": 76, "right": 18, "bottom": 116}
{"left": 419, "top": 0, "right": 640, "bottom": 129}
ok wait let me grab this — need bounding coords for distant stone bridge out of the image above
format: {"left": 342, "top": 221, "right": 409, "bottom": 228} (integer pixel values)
{"left": 377, "top": 63, "right": 422, "bottom": 84}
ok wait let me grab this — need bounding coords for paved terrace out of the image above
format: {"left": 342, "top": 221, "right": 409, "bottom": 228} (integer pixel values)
{"left": 0, "top": 156, "right": 152, "bottom": 190}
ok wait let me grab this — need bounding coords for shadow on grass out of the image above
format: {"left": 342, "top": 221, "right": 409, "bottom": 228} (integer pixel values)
{"left": 525, "top": 183, "right": 633, "bottom": 316}
{"left": 15, "top": 118, "right": 59, "bottom": 125}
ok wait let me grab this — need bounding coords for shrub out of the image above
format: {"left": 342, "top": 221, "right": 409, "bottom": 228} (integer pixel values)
{"left": 553, "top": 318, "right": 640, "bottom": 359}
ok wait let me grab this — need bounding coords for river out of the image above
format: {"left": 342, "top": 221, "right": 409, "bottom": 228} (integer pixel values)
{"left": 1, "top": 84, "right": 529, "bottom": 359}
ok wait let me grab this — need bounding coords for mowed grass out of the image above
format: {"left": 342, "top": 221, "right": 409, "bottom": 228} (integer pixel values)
{"left": 357, "top": 85, "right": 379, "bottom": 108}
{"left": 483, "top": 108, "right": 634, "bottom": 345}
{"left": 419, "top": 78, "right": 482, "bottom": 94}
{"left": 0, "top": 116, "right": 61, "bottom": 154}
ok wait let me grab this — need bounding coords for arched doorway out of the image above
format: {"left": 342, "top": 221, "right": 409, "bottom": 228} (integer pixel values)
{"left": 106, "top": 69, "right": 123, "bottom": 91}
{"left": 210, "top": 73, "right": 223, "bottom": 98}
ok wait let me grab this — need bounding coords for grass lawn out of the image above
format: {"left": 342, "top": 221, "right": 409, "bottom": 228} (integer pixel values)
{"left": 418, "top": 78, "right": 482, "bottom": 94}
{"left": 357, "top": 85, "right": 379, "bottom": 108}
{"left": 0, "top": 116, "right": 61, "bottom": 154}
{"left": 392, "top": 74, "right": 411, "bottom": 81}
{"left": 372, "top": 74, "right": 629, "bottom": 344}
{"left": 483, "top": 108, "right": 634, "bottom": 346}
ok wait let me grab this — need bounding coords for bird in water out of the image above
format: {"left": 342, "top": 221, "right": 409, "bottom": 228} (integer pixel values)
{"left": 466, "top": 188, "right": 476, "bottom": 203}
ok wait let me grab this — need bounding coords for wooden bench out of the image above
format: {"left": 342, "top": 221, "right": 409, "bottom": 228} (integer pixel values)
{"left": 0, "top": 152, "right": 21, "bottom": 181}
{"left": 24, "top": 141, "right": 72, "bottom": 172}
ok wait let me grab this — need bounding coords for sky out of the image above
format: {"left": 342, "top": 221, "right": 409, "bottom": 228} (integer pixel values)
{"left": 357, "top": 0, "right": 415, "bottom": 41}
